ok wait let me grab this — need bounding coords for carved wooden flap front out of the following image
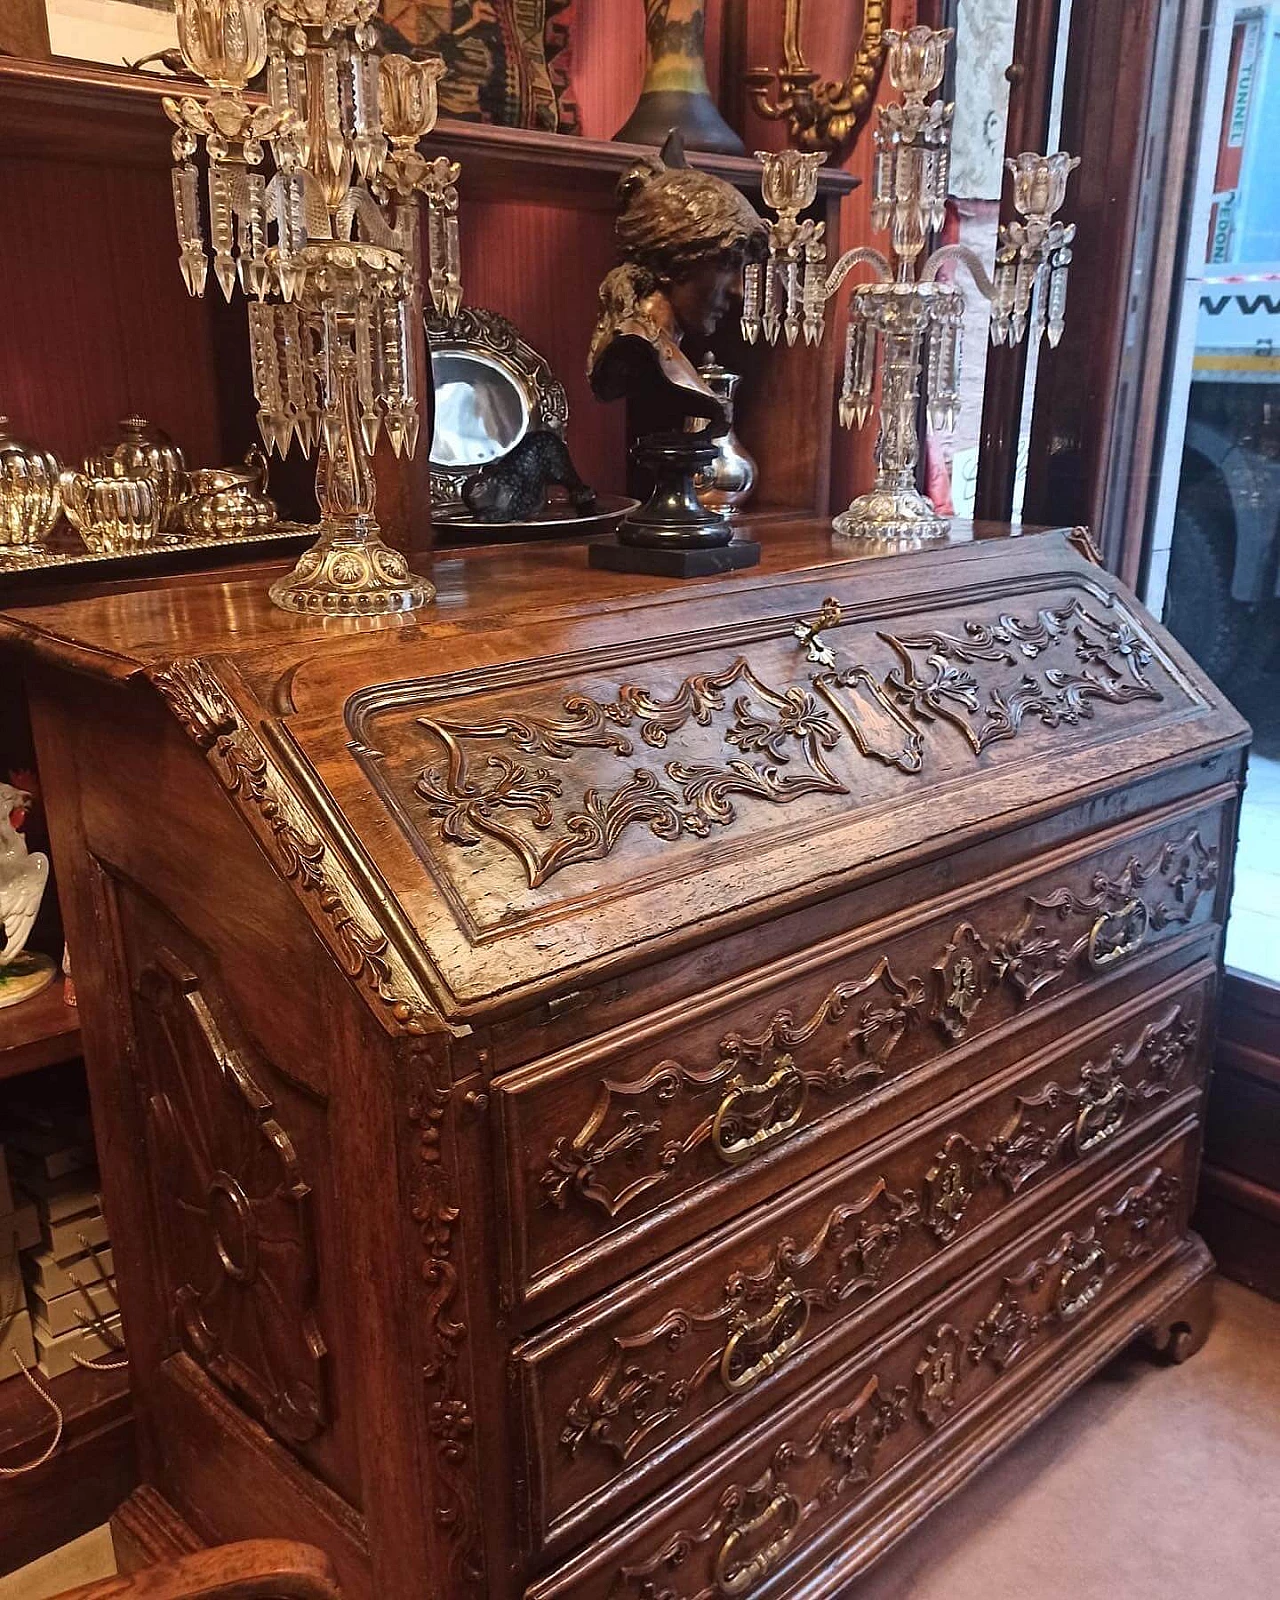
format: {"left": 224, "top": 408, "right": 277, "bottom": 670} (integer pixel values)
{"left": 344, "top": 579, "right": 1205, "bottom": 946}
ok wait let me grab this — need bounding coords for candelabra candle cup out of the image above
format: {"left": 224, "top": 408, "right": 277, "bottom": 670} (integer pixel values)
{"left": 380, "top": 53, "right": 445, "bottom": 146}
{"left": 59, "top": 469, "right": 162, "bottom": 553}
{"left": 759, "top": 149, "right": 827, "bottom": 217}
{"left": 1007, "top": 151, "right": 1080, "bottom": 218}
{"left": 174, "top": 0, "right": 267, "bottom": 90}
{"left": 0, "top": 419, "right": 62, "bottom": 551}
{"left": 883, "top": 24, "right": 951, "bottom": 98}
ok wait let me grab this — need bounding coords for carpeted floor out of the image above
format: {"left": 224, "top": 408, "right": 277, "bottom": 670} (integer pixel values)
{"left": 852, "top": 1277, "right": 1280, "bottom": 1598}
{"left": 1, "top": 1281, "right": 1276, "bottom": 1600}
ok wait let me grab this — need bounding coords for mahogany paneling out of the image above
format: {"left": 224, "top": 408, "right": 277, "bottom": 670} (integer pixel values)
{"left": 972, "top": 0, "right": 1061, "bottom": 525}
{"left": 460, "top": 198, "right": 627, "bottom": 496}
{"left": 1194, "top": 970, "right": 1280, "bottom": 1299}
{"left": 1021, "top": 0, "right": 1164, "bottom": 561}
{"left": 0, "top": 155, "right": 224, "bottom": 474}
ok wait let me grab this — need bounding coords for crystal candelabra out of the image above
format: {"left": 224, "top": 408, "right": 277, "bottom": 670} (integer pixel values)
{"left": 163, "top": 0, "right": 463, "bottom": 613}
{"left": 745, "top": 25, "right": 1079, "bottom": 543}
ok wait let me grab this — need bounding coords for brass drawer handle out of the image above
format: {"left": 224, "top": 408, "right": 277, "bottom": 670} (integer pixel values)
{"left": 721, "top": 1280, "right": 811, "bottom": 1394}
{"left": 714, "top": 1486, "right": 801, "bottom": 1596}
{"left": 1087, "top": 898, "right": 1149, "bottom": 970}
{"left": 1055, "top": 1242, "right": 1107, "bottom": 1321}
{"left": 711, "top": 1056, "right": 808, "bottom": 1167}
{"left": 1073, "top": 1080, "right": 1129, "bottom": 1156}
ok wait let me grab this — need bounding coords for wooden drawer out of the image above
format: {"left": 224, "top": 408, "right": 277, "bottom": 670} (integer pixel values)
{"left": 495, "top": 796, "right": 1229, "bottom": 1316}
{"left": 514, "top": 964, "right": 1214, "bottom": 1553}
{"left": 527, "top": 1123, "right": 1198, "bottom": 1600}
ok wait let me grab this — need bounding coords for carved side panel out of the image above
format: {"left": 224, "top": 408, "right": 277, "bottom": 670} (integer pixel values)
{"left": 135, "top": 947, "right": 327, "bottom": 1446}
{"left": 403, "top": 1036, "right": 485, "bottom": 1592}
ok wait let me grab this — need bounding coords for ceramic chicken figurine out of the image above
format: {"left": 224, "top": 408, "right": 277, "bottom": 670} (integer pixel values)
{"left": 0, "top": 781, "right": 54, "bottom": 1008}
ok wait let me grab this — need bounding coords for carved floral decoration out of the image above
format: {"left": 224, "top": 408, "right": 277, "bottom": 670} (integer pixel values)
{"left": 556, "top": 1007, "right": 1199, "bottom": 1475}
{"left": 538, "top": 827, "right": 1215, "bottom": 1230}
{"left": 410, "top": 596, "right": 1167, "bottom": 890}
{"left": 609, "top": 1166, "right": 1181, "bottom": 1599}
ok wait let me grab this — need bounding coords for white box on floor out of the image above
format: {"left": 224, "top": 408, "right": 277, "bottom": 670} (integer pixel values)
{"left": 42, "top": 1205, "right": 108, "bottom": 1263}
{"left": 21, "top": 1169, "right": 102, "bottom": 1225}
{"left": 0, "top": 1199, "right": 40, "bottom": 1256}
{"left": 9, "top": 1143, "right": 93, "bottom": 1184}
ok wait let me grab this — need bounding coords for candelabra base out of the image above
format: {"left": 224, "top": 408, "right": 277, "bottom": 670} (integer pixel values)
{"left": 832, "top": 487, "right": 950, "bottom": 545}
{"left": 268, "top": 519, "right": 435, "bottom": 617}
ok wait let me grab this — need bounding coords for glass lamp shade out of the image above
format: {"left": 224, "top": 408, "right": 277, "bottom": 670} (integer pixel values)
{"left": 379, "top": 53, "right": 445, "bottom": 147}
{"left": 175, "top": 0, "right": 268, "bottom": 91}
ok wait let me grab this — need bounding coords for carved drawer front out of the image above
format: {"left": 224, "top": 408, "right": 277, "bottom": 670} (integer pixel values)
{"left": 526, "top": 1126, "right": 1196, "bottom": 1600}
{"left": 514, "top": 968, "right": 1212, "bottom": 1551}
{"left": 495, "top": 799, "right": 1228, "bottom": 1314}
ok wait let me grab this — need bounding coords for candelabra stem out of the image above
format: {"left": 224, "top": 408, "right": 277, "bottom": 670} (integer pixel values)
{"left": 832, "top": 318, "right": 948, "bottom": 543}
{"left": 269, "top": 356, "right": 435, "bottom": 616}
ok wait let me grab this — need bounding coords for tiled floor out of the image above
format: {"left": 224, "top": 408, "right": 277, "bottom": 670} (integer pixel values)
{"left": 1225, "top": 753, "right": 1280, "bottom": 985}
{"left": 2, "top": 1283, "right": 1276, "bottom": 1600}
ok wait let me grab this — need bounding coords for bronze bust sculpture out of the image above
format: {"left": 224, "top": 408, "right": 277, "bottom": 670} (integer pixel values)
{"left": 587, "top": 134, "right": 768, "bottom": 572}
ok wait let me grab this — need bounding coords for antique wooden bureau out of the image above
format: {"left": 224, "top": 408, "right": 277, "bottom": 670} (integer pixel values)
{"left": 0, "top": 521, "right": 1248, "bottom": 1600}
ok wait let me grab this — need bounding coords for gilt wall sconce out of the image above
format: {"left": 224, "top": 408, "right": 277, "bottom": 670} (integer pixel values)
{"left": 746, "top": 0, "right": 889, "bottom": 165}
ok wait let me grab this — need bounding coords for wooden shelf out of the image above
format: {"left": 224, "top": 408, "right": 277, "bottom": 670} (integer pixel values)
{"left": 0, "top": 1359, "right": 135, "bottom": 1576}
{"left": 0, "top": 55, "right": 859, "bottom": 206}
{"left": 0, "top": 979, "right": 80, "bottom": 1083}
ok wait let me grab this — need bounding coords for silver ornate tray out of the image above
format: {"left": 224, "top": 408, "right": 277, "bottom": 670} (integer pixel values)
{"left": 0, "top": 522, "right": 314, "bottom": 582}
{"left": 432, "top": 494, "right": 640, "bottom": 544}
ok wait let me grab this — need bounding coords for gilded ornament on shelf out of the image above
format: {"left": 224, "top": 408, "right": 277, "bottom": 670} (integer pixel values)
{"left": 181, "top": 448, "right": 278, "bottom": 539}
{"left": 59, "top": 469, "right": 163, "bottom": 553}
{"left": 0, "top": 418, "right": 62, "bottom": 552}
{"left": 85, "top": 415, "right": 189, "bottom": 533}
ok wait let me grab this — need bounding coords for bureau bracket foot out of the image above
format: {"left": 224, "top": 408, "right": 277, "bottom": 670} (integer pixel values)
{"left": 112, "top": 1486, "right": 205, "bottom": 1574}
{"left": 1138, "top": 1233, "right": 1215, "bottom": 1364}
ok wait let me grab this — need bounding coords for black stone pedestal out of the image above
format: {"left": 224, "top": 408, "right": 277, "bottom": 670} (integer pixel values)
{"left": 589, "top": 538, "right": 761, "bottom": 578}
